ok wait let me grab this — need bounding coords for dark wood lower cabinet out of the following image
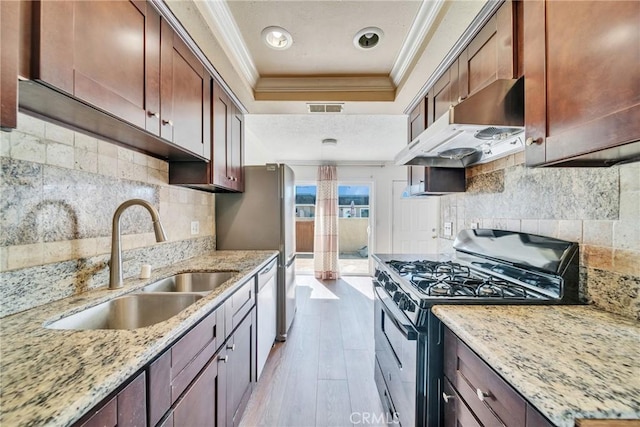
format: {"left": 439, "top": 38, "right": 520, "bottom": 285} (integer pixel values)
{"left": 226, "top": 307, "right": 256, "bottom": 427}
{"left": 443, "top": 327, "right": 554, "bottom": 427}
{"left": 443, "top": 378, "right": 481, "bottom": 427}
{"left": 166, "top": 346, "right": 226, "bottom": 427}
{"left": 79, "top": 372, "right": 146, "bottom": 427}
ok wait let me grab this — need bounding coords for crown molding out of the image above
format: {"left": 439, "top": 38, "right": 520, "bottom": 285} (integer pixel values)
{"left": 193, "top": 0, "right": 260, "bottom": 87}
{"left": 255, "top": 76, "right": 396, "bottom": 101}
{"left": 390, "top": 0, "right": 446, "bottom": 86}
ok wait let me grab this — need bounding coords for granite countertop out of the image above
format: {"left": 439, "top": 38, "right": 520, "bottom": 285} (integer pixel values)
{"left": 0, "top": 250, "right": 278, "bottom": 427}
{"left": 432, "top": 305, "right": 640, "bottom": 426}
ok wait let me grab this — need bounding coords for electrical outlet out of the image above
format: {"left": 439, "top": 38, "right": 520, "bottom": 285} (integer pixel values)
{"left": 444, "top": 222, "right": 453, "bottom": 237}
{"left": 471, "top": 222, "right": 480, "bottom": 230}
{"left": 191, "top": 221, "right": 200, "bottom": 235}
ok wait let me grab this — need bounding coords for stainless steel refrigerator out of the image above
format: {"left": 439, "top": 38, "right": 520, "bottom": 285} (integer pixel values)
{"left": 215, "top": 164, "right": 296, "bottom": 341}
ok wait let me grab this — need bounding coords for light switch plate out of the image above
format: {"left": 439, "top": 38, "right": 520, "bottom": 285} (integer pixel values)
{"left": 191, "top": 221, "right": 200, "bottom": 235}
{"left": 444, "top": 222, "right": 453, "bottom": 237}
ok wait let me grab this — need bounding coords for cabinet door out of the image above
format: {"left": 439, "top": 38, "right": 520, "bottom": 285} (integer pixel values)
{"left": 79, "top": 372, "right": 146, "bottom": 427}
{"left": 34, "top": 1, "right": 160, "bottom": 133}
{"left": 524, "top": 0, "right": 640, "bottom": 166}
{"left": 407, "top": 99, "right": 427, "bottom": 195}
{"left": 408, "top": 98, "right": 427, "bottom": 141}
{"left": 1, "top": 0, "right": 19, "bottom": 129}
{"left": 160, "top": 20, "right": 210, "bottom": 158}
{"left": 212, "top": 80, "right": 232, "bottom": 188}
{"left": 459, "top": 0, "right": 514, "bottom": 98}
{"left": 429, "top": 59, "right": 460, "bottom": 125}
{"left": 229, "top": 106, "right": 244, "bottom": 191}
{"left": 227, "top": 307, "right": 256, "bottom": 427}
{"left": 170, "top": 349, "right": 226, "bottom": 427}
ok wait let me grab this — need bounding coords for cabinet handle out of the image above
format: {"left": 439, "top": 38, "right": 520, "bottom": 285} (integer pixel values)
{"left": 442, "top": 392, "right": 455, "bottom": 404}
{"left": 227, "top": 343, "right": 236, "bottom": 351}
{"left": 162, "top": 119, "right": 173, "bottom": 126}
{"left": 476, "top": 388, "right": 491, "bottom": 401}
{"left": 147, "top": 111, "right": 159, "bottom": 118}
{"left": 526, "top": 137, "right": 542, "bottom": 146}
{"left": 218, "top": 355, "right": 228, "bottom": 363}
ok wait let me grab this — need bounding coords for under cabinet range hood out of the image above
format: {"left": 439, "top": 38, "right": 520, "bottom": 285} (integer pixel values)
{"left": 396, "top": 78, "right": 525, "bottom": 167}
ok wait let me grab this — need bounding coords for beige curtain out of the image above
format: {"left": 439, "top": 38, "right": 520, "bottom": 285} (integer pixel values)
{"left": 313, "top": 165, "right": 340, "bottom": 280}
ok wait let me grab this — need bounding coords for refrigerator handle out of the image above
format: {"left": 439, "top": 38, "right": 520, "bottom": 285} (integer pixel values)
{"left": 285, "top": 254, "right": 296, "bottom": 268}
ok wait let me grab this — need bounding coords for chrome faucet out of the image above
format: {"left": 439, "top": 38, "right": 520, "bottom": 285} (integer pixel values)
{"left": 109, "top": 199, "right": 168, "bottom": 289}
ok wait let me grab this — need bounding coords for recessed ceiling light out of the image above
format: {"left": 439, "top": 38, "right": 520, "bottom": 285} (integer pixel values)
{"left": 262, "top": 26, "right": 293, "bottom": 50}
{"left": 354, "top": 27, "right": 384, "bottom": 50}
{"left": 322, "top": 138, "right": 338, "bottom": 146}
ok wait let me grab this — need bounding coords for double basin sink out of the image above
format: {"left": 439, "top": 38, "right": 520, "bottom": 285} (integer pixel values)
{"left": 47, "top": 272, "right": 237, "bottom": 331}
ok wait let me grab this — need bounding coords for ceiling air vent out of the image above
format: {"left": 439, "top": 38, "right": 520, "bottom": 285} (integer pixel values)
{"left": 307, "top": 103, "right": 344, "bottom": 113}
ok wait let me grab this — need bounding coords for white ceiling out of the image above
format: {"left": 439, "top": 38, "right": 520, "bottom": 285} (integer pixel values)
{"left": 227, "top": 1, "right": 421, "bottom": 76}
{"left": 166, "top": 0, "right": 488, "bottom": 162}
{"left": 244, "top": 114, "right": 408, "bottom": 165}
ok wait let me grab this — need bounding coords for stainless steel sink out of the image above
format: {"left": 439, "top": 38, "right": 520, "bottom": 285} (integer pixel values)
{"left": 47, "top": 293, "right": 203, "bottom": 330}
{"left": 142, "top": 271, "right": 238, "bottom": 294}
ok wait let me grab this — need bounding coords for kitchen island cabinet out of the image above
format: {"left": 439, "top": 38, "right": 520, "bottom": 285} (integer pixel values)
{"left": 523, "top": 0, "right": 640, "bottom": 166}
{"left": 433, "top": 305, "right": 640, "bottom": 427}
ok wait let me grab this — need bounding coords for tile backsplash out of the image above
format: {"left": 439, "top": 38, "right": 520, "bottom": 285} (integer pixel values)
{"left": 0, "top": 113, "right": 216, "bottom": 317}
{"left": 438, "top": 152, "right": 640, "bottom": 320}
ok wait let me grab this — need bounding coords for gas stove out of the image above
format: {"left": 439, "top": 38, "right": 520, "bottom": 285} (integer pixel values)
{"left": 372, "top": 229, "right": 581, "bottom": 426}
{"left": 374, "top": 229, "right": 580, "bottom": 328}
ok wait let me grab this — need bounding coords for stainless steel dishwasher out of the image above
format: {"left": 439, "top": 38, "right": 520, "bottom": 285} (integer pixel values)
{"left": 256, "top": 257, "right": 277, "bottom": 379}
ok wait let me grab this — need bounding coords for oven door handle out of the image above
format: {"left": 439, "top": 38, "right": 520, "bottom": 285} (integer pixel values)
{"left": 374, "top": 284, "right": 418, "bottom": 340}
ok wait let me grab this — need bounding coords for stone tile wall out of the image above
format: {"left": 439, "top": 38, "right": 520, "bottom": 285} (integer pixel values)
{"left": 0, "top": 113, "right": 216, "bottom": 316}
{"left": 438, "top": 152, "right": 640, "bottom": 320}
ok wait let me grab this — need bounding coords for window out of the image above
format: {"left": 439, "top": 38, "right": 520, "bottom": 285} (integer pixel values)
{"left": 295, "top": 185, "right": 316, "bottom": 218}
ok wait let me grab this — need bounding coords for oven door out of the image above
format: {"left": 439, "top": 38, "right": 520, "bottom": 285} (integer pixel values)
{"left": 374, "top": 282, "right": 418, "bottom": 427}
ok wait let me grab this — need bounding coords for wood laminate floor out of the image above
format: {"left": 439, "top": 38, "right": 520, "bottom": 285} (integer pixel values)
{"left": 240, "top": 275, "right": 386, "bottom": 427}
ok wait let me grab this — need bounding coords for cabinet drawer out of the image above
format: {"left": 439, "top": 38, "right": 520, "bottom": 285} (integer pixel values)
{"left": 148, "top": 305, "right": 224, "bottom": 426}
{"left": 443, "top": 378, "right": 481, "bottom": 427}
{"left": 226, "top": 277, "right": 256, "bottom": 337}
{"left": 445, "top": 328, "right": 526, "bottom": 426}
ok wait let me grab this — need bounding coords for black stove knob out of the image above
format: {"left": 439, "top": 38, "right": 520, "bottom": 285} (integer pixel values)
{"left": 392, "top": 292, "right": 403, "bottom": 303}
{"left": 385, "top": 281, "right": 397, "bottom": 293}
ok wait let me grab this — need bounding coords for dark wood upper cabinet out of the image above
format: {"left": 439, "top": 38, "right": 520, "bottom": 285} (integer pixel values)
{"left": 212, "top": 80, "right": 244, "bottom": 192}
{"left": 19, "top": 0, "right": 211, "bottom": 161}
{"left": 459, "top": 0, "right": 515, "bottom": 99}
{"left": 407, "top": 99, "right": 427, "bottom": 195}
{"left": 1, "top": 0, "right": 19, "bottom": 130}
{"left": 160, "top": 20, "right": 211, "bottom": 158}
{"left": 168, "top": 79, "right": 244, "bottom": 192}
{"left": 33, "top": 1, "right": 160, "bottom": 134}
{"left": 429, "top": 58, "right": 461, "bottom": 126}
{"left": 524, "top": 0, "right": 640, "bottom": 166}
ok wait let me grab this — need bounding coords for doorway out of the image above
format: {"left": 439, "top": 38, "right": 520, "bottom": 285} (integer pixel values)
{"left": 391, "top": 180, "right": 439, "bottom": 254}
{"left": 294, "top": 182, "right": 372, "bottom": 276}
